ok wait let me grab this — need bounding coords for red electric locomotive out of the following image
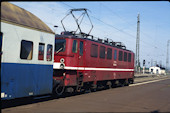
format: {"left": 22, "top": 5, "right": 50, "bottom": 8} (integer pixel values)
{"left": 52, "top": 9, "right": 134, "bottom": 96}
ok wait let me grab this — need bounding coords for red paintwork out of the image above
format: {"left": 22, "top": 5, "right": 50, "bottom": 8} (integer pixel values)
{"left": 53, "top": 35, "right": 134, "bottom": 87}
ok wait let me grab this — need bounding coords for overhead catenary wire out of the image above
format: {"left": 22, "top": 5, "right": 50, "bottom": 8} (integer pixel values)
{"left": 100, "top": 2, "right": 167, "bottom": 53}
{"left": 60, "top": 2, "right": 167, "bottom": 54}
{"left": 101, "top": 3, "right": 135, "bottom": 27}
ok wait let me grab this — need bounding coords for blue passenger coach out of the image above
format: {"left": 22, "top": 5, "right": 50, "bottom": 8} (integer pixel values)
{"left": 1, "top": 2, "right": 55, "bottom": 100}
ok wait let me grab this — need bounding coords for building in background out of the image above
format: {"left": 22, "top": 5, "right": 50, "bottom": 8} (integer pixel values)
{"left": 149, "top": 66, "right": 166, "bottom": 75}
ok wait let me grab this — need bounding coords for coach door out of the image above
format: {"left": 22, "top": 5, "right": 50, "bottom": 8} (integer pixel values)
{"left": 78, "top": 40, "right": 84, "bottom": 67}
{"left": 0, "top": 32, "right": 3, "bottom": 71}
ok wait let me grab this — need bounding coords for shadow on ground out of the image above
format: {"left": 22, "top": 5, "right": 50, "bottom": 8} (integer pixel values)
{"left": 1, "top": 86, "right": 121, "bottom": 109}
{"left": 151, "top": 110, "right": 160, "bottom": 113}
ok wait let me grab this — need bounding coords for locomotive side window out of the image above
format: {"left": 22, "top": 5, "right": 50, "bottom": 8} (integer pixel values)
{"left": 114, "top": 50, "right": 117, "bottom": 60}
{"left": 55, "top": 39, "right": 66, "bottom": 53}
{"left": 72, "top": 40, "right": 77, "bottom": 53}
{"left": 100, "top": 46, "right": 105, "bottom": 59}
{"left": 47, "top": 44, "right": 53, "bottom": 61}
{"left": 124, "top": 52, "right": 127, "bottom": 62}
{"left": 91, "top": 44, "right": 98, "bottom": 58}
{"left": 107, "top": 48, "right": 112, "bottom": 59}
{"left": 38, "top": 43, "right": 45, "bottom": 60}
{"left": 128, "top": 53, "right": 131, "bottom": 62}
{"left": 80, "top": 41, "right": 83, "bottom": 55}
{"left": 20, "top": 40, "right": 33, "bottom": 60}
{"left": 118, "top": 51, "right": 123, "bottom": 61}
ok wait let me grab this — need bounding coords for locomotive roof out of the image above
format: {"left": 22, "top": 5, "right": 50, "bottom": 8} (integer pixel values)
{"left": 1, "top": 2, "right": 54, "bottom": 34}
{"left": 55, "top": 33, "right": 134, "bottom": 53}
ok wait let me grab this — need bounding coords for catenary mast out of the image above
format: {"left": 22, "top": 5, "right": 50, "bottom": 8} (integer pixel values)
{"left": 136, "top": 13, "right": 140, "bottom": 72}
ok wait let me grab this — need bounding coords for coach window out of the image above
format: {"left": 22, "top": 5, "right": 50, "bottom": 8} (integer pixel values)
{"left": 38, "top": 43, "right": 45, "bottom": 60}
{"left": 91, "top": 44, "right": 98, "bottom": 58}
{"left": 72, "top": 40, "right": 77, "bottom": 53}
{"left": 114, "top": 50, "right": 117, "bottom": 60}
{"left": 128, "top": 53, "right": 131, "bottom": 62}
{"left": 20, "top": 40, "right": 33, "bottom": 60}
{"left": 107, "top": 48, "right": 112, "bottom": 59}
{"left": 124, "top": 52, "right": 127, "bottom": 62}
{"left": 46, "top": 44, "right": 53, "bottom": 61}
{"left": 80, "top": 41, "right": 83, "bottom": 55}
{"left": 118, "top": 51, "right": 123, "bottom": 61}
{"left": 100, "top": 46, "right": 105, "bottom": 59}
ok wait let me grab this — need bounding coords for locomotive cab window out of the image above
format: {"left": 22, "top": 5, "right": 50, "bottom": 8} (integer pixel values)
{"left": 55, "top": 39, "right": 66, "bottom": 53}
{"left": 128, "top": 53, "right": 131, "bottom": 62}
{"left": 20, "top": 40, "right": 33, "bottom": 60}
{"left": 80, "top": 41, "right": 83, "bottom": 55}
{"left": 124, "top": 52, "right": 127, "bottom": 62}
{"left": 72, "top": 40, "right": 77, "bottom": 53}
{"left": 91, "top": 44, "right": 98, "bottom": 58}
{"left": 118, "top": 51, "right": 123, "bottom": 61}
{"left": 100, "top": 46, "right": 105, "bottom": 59}
{"left": 38, "top": 43, "right": 45, "bottom": 60}
{"left": 107, "top": 48, "right": 112, "bottom": 59}
{"left": 47, "top": 44, "right": 53, "bottom": 61}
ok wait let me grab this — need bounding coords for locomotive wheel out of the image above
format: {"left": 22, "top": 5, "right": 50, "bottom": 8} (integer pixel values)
{"left": 129, "top": 78, "right": 134, "bottom": 84}
{"left": 91, "top": 88, "right": 97, "bottom": 92}
{"left": 84, "top": 88, "right": 91, "bottom": 93}
{"left": 106, "top": 81, "right": 112, "bottom": 89}
{"left": 91, "top": 84, "right": 97, "bottom": 92}
{"left": 124, "top": 80, "right": 129, "bottom": 86}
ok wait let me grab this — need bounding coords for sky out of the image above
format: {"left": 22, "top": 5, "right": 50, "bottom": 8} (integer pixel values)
{"left": 9, "top": 1, "right": 170, "bottom": 69}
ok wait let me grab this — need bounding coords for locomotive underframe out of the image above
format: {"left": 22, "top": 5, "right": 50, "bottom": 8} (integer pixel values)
{"left": 53, "top": 69, "right": 134, "bottom": 95}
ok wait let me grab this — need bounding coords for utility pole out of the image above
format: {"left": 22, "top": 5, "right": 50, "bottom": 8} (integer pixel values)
{"left": 136, "top": 13, "right": 140, "bottom": 73}
{"left": 166, "top": 40, "right": 170, "bottom": 72}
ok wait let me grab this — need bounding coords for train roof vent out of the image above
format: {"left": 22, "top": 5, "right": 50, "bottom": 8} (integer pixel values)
{"left": 109, "top": 41, "right": 116, "bottom": 46}
{"left": 104, "top": 38, "right": 109, "bottom": 44}
{"left": 115, "top": 42, "right": 126, "bottom": 49}
{"left": 98, "top": 38, "right": 103, "bottom": 43}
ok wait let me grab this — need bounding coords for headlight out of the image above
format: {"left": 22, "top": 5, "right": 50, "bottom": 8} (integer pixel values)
{"left": 60, "top": 63, "right": 65, "bottom": 69}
